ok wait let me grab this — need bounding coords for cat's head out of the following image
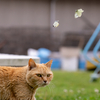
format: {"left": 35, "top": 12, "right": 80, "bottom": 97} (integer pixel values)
{"left": 26, "top": 58, "right": 53, "bottom": 88}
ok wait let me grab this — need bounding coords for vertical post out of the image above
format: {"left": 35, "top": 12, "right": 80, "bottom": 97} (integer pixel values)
{"left": 50, "top": 0, "right": 56, "bottom": 33}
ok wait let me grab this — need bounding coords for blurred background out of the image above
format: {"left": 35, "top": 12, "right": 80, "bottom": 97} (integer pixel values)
{"left": 0, "top": 0, "right": 100, "bottom": 71}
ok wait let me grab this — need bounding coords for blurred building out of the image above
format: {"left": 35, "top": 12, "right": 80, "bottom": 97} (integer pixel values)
{"left": 0, "top": 0, "right": 100, "bottom": 54}
{"left": 0, "top": 0, "right": 100, "bottom": 32}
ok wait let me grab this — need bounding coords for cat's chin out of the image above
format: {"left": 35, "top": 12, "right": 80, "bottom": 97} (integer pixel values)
{"left": 41, "top": 83, "right": 49, "bottom": 87}
{"left": 40, "top": 84, "right": 47, "bottom": 87}
{"left": 42, "top": 84, "right": 47, "bottom": 86}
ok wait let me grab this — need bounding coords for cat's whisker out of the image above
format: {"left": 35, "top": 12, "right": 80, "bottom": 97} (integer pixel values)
{"left": 44, "top": 82, "right": 55, "bottom": 94}
{"left": 47, "top": 85, "right": 52, "bottom": 94}
{"left": 49, "top": 82, "right": 56, "bottom": 88}
{"left": 45, "top": 82, "right": 56, "bottom": 97}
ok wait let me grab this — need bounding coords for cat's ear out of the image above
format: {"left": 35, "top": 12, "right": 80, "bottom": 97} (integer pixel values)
{"left": 28, "top": 58, "right": 36, "bottom": 70}
{"left": 45, "top": 60, "right": 53, "bottom": 68}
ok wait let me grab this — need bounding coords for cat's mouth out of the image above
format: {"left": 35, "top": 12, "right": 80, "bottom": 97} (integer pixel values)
{"left": 41, "top": 84, "right": 47, "bottom": 87}
{"left": 36, "top": 83, "right": 47, "bottom": 87}
{"left": 37, "top": 82, "right": 48, "bottom": 87}
{"left": 41, "top": 82, "right": 49, "bottom": 87}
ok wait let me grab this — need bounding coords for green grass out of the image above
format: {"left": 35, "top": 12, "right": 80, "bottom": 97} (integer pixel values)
{"left": 36, "top": 70, "right": 100, "bottom": 100}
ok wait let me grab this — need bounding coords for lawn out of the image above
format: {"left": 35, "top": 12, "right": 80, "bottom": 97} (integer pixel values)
{"left": 36, "top": 70, "right": 100, "bottom": 100}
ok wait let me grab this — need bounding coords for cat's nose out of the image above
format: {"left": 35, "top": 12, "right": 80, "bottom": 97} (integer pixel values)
{"left": 44, "top": 80, "right": 47, "bottom": 83}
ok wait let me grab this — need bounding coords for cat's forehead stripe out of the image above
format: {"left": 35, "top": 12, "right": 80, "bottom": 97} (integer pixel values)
{"left": 36, "top": 64, "right": 52, "bottom": 74}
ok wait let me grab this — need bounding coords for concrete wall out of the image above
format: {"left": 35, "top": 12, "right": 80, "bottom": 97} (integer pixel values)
{"left": 0, "top": 0, "right": 50, "bottom": 28}
{"left": 0, "top": 0, "right": 100, "bottom": 54}
{"left": 56, "top": 1, "right": 100, "bottom": 33}
{"left": 0, "top": 0, "right": 100, "bottom": 33}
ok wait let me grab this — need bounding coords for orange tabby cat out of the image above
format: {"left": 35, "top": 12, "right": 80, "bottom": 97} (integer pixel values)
{"left": 0, "top": 58, "right": 53, "bottom": 100}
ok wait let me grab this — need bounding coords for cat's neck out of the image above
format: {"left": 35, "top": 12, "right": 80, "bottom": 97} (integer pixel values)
{"left": 22, "top": 66, "right": 38, "bottom": 92}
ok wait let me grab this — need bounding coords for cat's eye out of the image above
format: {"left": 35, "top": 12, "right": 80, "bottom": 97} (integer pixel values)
{"left": 47, "top": 74, "right": 51, "bottom": 77}
{"left": 36, "top": 74, "right": 42, "bottom": 77}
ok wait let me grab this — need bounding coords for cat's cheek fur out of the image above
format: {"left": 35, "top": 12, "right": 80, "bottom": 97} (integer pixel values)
{"left": 26, "top": 73, "right": 37, "bottom": 88}
{"left": 26, "top": 72, "right": 43, "bottom": 88}
{"left": 48, "top": 74, "right": 53, "bottom": 81}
